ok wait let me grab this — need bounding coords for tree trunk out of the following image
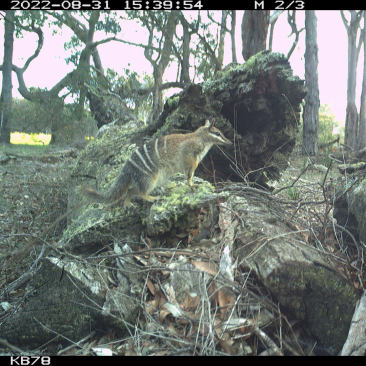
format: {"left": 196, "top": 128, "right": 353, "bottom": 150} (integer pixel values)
{"left": 151, "top": 65, "right": 164, "bottom": 122}
{"left": 0, "top": 10, "right": 14, "bottom": 144}
{"left": 302, "top": 11, "right": 319, "bottom": 156}
{"left": 230, "top": 11, "right": 237, "bottom": 63}
{"left": 268, "top": 15, "right": 278, "bottom": 51}
{"left": 180, "top": 20, "right": 191, "bottom": 84}
{"left": 342, "top": 11, "right": 363, "bottom": 149}
{"left": 216, "top": 11, "right": 228, "bottom": 72}
{"left": 359, "top": 15, "right": 366, "bottom": 149}
{"left": 241, "top": 11, "right": 270, "bottom": 61}
{"left": 345, "top": 30, "right": 359, "bottom": 149}
{"left": 148, "top": 12, "right": 178, "bottom": 122}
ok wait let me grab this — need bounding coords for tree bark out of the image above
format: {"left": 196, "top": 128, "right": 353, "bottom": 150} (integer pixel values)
{"left": 241, "top": 11, "right": 270, "bottom": 61}
{"left": 144, "top": 11, "right": 178, "bottom": 122}
{"left": 302, "top": 11, "right": 320, "bottom": 156}
{"left": 341, "top": 291, "right": 366, "bottom": 356}
{"left": 180, "top": 19, "right": 191, "bottom": 84}
{"left": 230, "top": 11, "right": 237, "bottom": 63}
{"left": 341, "top": 11, "right": 363, "bottom": 149}
{"left": 217, "top": 11, "right": 228, "bottom": 71}
{"left": 0, "top": 10, "right": 14, "bottom": 144}
{"left": 359, "top": 15, "right": 366, "bottom": 149}
{"left": 74, "top": 12, "right": 100, "bottom": 119}
{"left": 268, "top": 11, "right": 284, "bottom": 52}
{"left": 231, "top": 192, "right": 357, "bottom": 353}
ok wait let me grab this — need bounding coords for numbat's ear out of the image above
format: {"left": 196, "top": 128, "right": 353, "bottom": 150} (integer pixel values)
{"left": 204, "top": 118, "right": 216, "bottom": 128}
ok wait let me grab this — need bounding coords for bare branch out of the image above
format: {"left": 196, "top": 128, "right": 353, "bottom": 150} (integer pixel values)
{"left": 286, "top": 11, "right": 305, "bottom": 59}
{"left": 340, "top": 10, "right": 349, "bottom": 29}
{"left": 270, "top": 10, "right": 284, "bottom": 24}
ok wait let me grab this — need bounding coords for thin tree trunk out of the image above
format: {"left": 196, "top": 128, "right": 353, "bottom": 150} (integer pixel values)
{"left": 180, "top": 22, "right": 191, "bottom": 84}
{"left": 241, "top": 11, "right": 270, "bottom": 61}
{"left": 151, "top": 65, "right": 163, "bottom": 122}
{"left": 0, "top": 10, "right": 14, "bottom": 144}
{"left": 342, "top": 11, "right": 363, "bottom": 149}
{"left": 217, "top": 11, "right": 228, "bottom": 71}
{"left": 147, "top": 12, "right": 178, "bottom": 122}
{"left": 359, "top": 16, "right": 366, "bottom": 149}
{"left": 268, "top": 16, "right": 278, "bottom": 52}
{"left": 230, "top": 11, "right": 237, "bottom": 63}
{"left": 302, "top": 11, "right": 319, "bottom": 156}
{"left": 345, "top": 30, "right": 359, "bottom": 149}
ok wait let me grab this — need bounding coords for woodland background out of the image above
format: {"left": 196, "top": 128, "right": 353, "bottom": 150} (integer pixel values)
{"left": 0, "top": 10, "right": 364, "bottom": 151}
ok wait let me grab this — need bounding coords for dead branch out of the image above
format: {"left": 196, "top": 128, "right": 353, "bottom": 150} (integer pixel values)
{"left": 341, "top": 291, "right": 366, "bottom": 356}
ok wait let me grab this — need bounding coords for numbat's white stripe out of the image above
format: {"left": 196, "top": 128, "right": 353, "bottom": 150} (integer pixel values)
{"left": 144, "top": 144, "right": 158, "bottom": 169}
{"left": 135, "top": 149, "right": 153, "bottom": 173}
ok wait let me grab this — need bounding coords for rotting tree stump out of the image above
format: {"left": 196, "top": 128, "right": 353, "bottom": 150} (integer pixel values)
{"left": 145, "top": 51, "right": 307, "bottom": 186}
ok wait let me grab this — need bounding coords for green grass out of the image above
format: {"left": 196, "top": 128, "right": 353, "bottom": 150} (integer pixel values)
{"left": 287, "top": 186, "right": 300, "bottom": 200}
{"left": 0, "top": 144, "right": 53, "bottom": 155}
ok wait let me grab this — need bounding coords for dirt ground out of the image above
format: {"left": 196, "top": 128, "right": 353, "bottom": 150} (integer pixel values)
{"left": 0, "top": 145, "right": 74, "bottom": 266}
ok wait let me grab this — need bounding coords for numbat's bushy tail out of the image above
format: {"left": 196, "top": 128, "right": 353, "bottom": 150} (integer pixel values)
{"left": 81, "top": 119, "right": 232, "bottom": 207}
{"left": 81, "top": 172, "right": 131, "bottom": 204}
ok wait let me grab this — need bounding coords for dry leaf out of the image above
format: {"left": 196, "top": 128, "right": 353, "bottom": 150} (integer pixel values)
{"left": 181, "top": 292, "right": 200, "bottom": 311}
{"left": 154, "top": 350, "right": 168, "bottom": 356}
{"left": 162, "top": 302, "right": 183, "bottom": 317}
{"left": 159, "top": 309, "right": 170, "bottom": 323}
{"left": 192, "top": 260, "right": 218, "bottom": 276}
{"left": 125, "top": 345, "right": 139, "bottom": 356}
{"left": 146, "top": 280, "right": 155, "bottom": 295}
{"left": 145, "top": 236, "right": 153, "bottom": 248}
{"left": 217, "top": 336, "right": 232, "bottom": 355}
{"left": 217, "top": 288, "right": 235, "bottom": 318}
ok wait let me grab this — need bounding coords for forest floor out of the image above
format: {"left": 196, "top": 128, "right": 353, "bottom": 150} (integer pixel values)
{"left": 0, "top": 145, "right": 74, "bottom": 262}
{"left": 0, "top": 143, "right": 341, "bottom": 260}
{"left": 0, "top": 142, "right": 346, "bottom": 355}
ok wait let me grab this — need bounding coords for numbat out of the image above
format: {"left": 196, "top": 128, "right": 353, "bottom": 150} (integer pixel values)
{"left": 82, "top": 119, "right": 232, "bottom": 206}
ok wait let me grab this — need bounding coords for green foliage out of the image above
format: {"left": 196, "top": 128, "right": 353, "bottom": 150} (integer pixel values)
{"left": 9, "top": 11, "right": 226, "bottom": 128}
{"left": 106, "top": 67, "right": 154, "bottom": 122}
{"left": 190, "top": 12, "right": 221, "bottom": 81}
{"left": 64, "top": 35, "right": 82, "bottom": 66}
{"left": 123, "top": 11, "right": 220, "bottom": 83}
{"left": 96, "top": 12, "right": 121, "bottom": 34}
{"left": 11, "top": 97, "right": 52, "bottom": 134}
{"left": 298, "top": 104, "right": 342, "bottom": 149}
{"left": 318, "top": 104, "right": 343, "bottom": 147}
{"left": 13, "top": 11, "right": 48, "bottom": 38}
{"left": 318, "top": 104, "right": 343, "bottom": 165}
{"left": 11, "top": 97, "right": 97, "bottom": 144}
{"left": 287, "top": 185, "right": 300, "bottom": 200}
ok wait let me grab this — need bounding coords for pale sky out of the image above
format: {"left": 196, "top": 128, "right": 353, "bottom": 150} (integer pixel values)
{"left": 0, "top": 10, "right": 363, "bottom": 123}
